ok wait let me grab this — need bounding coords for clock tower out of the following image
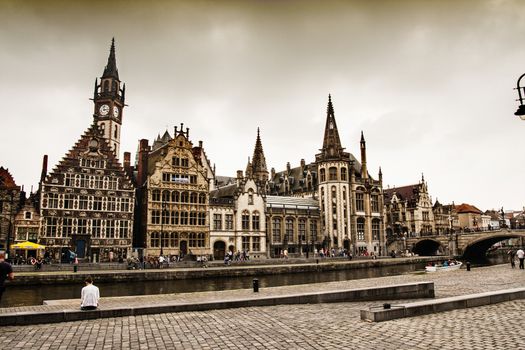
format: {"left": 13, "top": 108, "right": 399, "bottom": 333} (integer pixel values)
{"left": 93, "top": 38, "right": 125, "bottom": 159}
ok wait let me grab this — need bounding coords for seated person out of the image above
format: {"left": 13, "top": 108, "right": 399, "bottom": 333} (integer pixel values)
{"left": 80, "top": 276, "right": 100, "bottom": 310}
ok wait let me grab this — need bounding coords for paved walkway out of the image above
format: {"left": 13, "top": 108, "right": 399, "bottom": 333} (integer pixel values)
{"left": 1, "top": 264, "right": 524, "bottom": 349}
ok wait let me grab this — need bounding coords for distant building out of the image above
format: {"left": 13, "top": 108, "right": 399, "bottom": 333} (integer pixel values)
{"left": 0, "top": 167, "right": 23, "bottom": 254}
{"left": 455, "top": 203, "right": 483, "bottom": 230}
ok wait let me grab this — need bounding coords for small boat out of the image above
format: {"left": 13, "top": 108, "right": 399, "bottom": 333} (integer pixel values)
{"left": 425, "top": 262, "right": 462, "bottom": 272}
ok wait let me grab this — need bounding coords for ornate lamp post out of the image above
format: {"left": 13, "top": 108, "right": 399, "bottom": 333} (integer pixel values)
{"left": 160, "top": 202, "right": 166, "bottom": 256}
{"left": 514, "top": 73, "right": 525, "bottom": 119}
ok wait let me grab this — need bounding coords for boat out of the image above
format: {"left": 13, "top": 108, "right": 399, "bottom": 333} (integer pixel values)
{"left": 425, "top": 261, "right": 463, "bottom": 272}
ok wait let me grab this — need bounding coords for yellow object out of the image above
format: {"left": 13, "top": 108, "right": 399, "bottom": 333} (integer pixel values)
{"left": 11, "top": 241, "right": 46, "bottom": 250}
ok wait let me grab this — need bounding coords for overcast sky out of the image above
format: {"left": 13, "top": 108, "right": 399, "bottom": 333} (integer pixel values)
{"left": 1, "top": 0, "right": 524, "bottom": 211}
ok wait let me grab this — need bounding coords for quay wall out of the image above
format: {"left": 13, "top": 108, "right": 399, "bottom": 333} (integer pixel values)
{"left": 9, "top": 257, "right": 439, "bottom": 286}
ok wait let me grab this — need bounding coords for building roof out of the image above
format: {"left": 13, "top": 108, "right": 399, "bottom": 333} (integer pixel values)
{"left": 384, "top": 184, "right": 419, "bottom": 203}
{"left": 266, "top": 195, "right": 318, "bottom": 210}
{"left": 455, "top": 203, "right": 482, "bottom": 214}
{"left": 0, "top": 167, "right": 18, "bottom": 190}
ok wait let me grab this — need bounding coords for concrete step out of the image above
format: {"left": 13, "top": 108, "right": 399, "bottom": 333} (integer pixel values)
{"left": 360, "top": 287, "right": 525, "bottom": 322}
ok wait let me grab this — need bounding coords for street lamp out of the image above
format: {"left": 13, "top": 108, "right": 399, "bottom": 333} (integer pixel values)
{"left": 160, "top": 202, "right": 167, "bottom": 256}
{"left": 514, "top": 73, "right": 525, "bottom": 119}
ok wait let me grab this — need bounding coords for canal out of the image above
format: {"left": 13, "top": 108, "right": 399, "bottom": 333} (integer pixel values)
{"left": 2, "top": 261, "right": 429, "bottom": 308}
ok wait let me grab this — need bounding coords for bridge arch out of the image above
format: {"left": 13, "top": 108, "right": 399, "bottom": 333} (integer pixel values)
{"left": 462, "top": 232, "right": 525, "bottom": 261}
{"left": 411, "top": 238, "right": 443, "bottom": 256}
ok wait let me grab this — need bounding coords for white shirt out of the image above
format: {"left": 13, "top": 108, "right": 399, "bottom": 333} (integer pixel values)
{"left": 81, "top": 284, "right": 100, "bottom": 307}
{"left": 517, "top": 249, "right": 525, "bottom": 259}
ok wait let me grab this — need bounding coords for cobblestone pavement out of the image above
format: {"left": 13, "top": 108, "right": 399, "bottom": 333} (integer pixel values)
{"left": 1, "top": 264, "right": 524, "bottom": 349}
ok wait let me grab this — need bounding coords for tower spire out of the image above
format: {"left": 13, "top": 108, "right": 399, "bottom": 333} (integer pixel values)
{"left": 360, "top": 130, "right": 368, "bottom": 179}
{"left": 102, "top": 37, "right": 119, "bottom": 80}
{"left": 319, "top": 94, "right": 344, "bottom": 159}
{"left": 251, "top": 127, "right": 269, "bottom": 184}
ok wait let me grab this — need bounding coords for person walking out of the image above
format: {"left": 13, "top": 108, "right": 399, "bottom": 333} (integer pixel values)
{"left": 0, "top": 251, "right": 14, "bottom": 304}
{"left": 80, "top": 276, "right": 100, "bottom": 310}
{"left": 517, "top": 248, "right": 525, "bottom": 270}
{"left": 508, "top": 249, "right": 516, "bottom": 269}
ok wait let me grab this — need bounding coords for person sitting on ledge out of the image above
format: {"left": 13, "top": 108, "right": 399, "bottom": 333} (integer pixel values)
{"left": 80, "top": 276, "right": 100, "bottom": 310}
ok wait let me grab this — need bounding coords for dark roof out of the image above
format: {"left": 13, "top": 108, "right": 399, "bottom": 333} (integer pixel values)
{"left": 0, "top": 167, "right": 18, "bottom": 189}
{"left": 384, "top": 184, "right": 419, "bottom": 202}
{"left": 210, "top": 184, "right": 238, "bottom": 199}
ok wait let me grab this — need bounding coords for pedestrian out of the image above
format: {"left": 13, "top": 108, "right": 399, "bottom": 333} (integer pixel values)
{"left": 517, "top": 248, "right": 525, "bottom": 270}
{"left": 508, "top": 249, "right": 516, "bottom": 269}
{"left": 80, "top": 276, "right": 100, "bottom": 310}
{"left": 0, "top": 251, "right": 15, "bottom": 304}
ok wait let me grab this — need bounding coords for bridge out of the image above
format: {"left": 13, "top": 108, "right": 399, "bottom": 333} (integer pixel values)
{"left": 396, "top": 229, "right": 525, "bottom": 260}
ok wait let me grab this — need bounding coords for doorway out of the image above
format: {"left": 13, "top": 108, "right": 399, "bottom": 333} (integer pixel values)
{"left": 213, "top": 241, "right": 226, "bottom": 260}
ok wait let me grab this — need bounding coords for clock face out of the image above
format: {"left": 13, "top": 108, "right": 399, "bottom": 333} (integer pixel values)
{"left": 99, "top": 104, "right": 110, "bottom": 116}
{"left": 113, "top": 106, "right": 119, "bottom": 118}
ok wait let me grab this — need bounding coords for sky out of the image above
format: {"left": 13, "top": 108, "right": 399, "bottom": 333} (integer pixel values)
{"left": 1, "top": 0, "right": 525, "bottom": 212}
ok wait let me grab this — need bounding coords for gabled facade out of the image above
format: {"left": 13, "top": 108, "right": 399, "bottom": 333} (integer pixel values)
{"left": 455, "top": 203, "right": 483, "bottom": 230}
{"left": 135, "top": 125, "right": 213, "bottom": 257}
{"left": 384, "top": 176, "right": 436, "bottom": 239}
{"left": 39, "top": 40, "right": 135, "bottom": 262}
{"left": 0, "top": 167, "right": 23, "bottom": 253}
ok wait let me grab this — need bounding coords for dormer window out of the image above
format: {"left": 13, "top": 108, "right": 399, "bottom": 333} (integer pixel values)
{"left": 25, "top": 212, "right": 32, "bottom": 220}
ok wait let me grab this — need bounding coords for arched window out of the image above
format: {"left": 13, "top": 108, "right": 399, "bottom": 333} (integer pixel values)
{"left": 162, "top": 190, "right": 170, "bottom": 203}
{"left": 114, "top": 125, "right": 118, "bottom": 138}
{"left": 298, "top": 218, "right": 306, "bottom": 242}
{"left": 171, "top": 191, "right": 179, "bottom": 203}
{"left": 152, "top": 190, "right": 161, "bottom": 202}
{"left": 372, "top": 219, "right": 380, "bottom": 240}
{"left": 329, "top": 167, "right": 337, "bottom": 181}
{"left": 248, "top": 189, "right": 254, "bottom": 205}
{"left": 242, "top": 210, "right": 250, "bottom": 231}
{"left": 340, "top": 167, "right": 347, "bottom": 181}
{"left": 272, "top": 217, "right": 282, "bottom": 242}
{"left": 356, "top": 187, "right": 365, "bottom": 212}
{"left": 190, "top": 192, "right": 197, "bottom": 204}
{"left": 199, "top": 193, "right": 206, "bottom": 204}
{"left": 285, "top": 218, "right": 294, "bottom": 243}
{"left": 103, "top": 80, "right": 109, "bottom": 92}
{"left": 320, "top": 168, "right": 326, "bottom": 182}
{"left": 181, "top": 192, "right": 189, "bottom": 203}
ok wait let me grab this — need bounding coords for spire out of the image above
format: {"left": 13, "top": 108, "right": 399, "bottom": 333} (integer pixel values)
{"left": 251, "top": 127, "right": 269, "bottom": 183}
{"left": 102, "top": 38, "right": 119, "bottom": 80}
{"left": 360, "top": 130, "right": 368, "bottom": 179}
{"left": 360, "top": 130, "right": 365, "bottom": 144}
{"left": 320, "top": 94, "right": 344, "bottom": 159}
{"left": 421, "top": 172, "right": 425, "bottom": 183}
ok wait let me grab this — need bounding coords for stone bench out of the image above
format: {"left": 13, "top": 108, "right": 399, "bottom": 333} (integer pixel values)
{"left": 1, "top": 281, "right": 434, "bottom": 326}
{"left": 360, "top": 287, "right": 525, "bottom": 322}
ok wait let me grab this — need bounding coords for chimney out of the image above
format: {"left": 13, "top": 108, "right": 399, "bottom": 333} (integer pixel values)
{"left": 137, "top": 139, "right": 150, "bottom": 187}
{"left": 286, "top": 162, "right": 291, "bottom": 172}
{"left": 123, "top": 152, "right": 132, "bottom": 178}
{"left": 40, "top": 155, "right": 48, "bottom": 183}
{"left": 237, "top": 170, "right": 243, "bottom": 179}
{"left": 199, "top": 140, "right": 203, "bottom": 148}
{"left": 300, "top": 159, "right": 305, "bottom": 168}
{"left": 271, "top": 167, "right": 275, "bottom": 179}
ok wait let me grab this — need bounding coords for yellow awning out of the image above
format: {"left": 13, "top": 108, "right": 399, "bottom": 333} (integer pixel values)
{"left": 11, "top": 241, "right": 46, "bottom": 250}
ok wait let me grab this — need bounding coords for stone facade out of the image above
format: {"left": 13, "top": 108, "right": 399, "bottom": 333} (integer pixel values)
{"left": 0, "top": 167, "right": 22, "bottom": 254}
{"left": 39, "top": 40, "right": 135, "bottom": 262}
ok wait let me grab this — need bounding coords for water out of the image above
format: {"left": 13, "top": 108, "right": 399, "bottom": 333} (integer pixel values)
{"left": 1, "top": 262, "right": 429, "bottom": 308}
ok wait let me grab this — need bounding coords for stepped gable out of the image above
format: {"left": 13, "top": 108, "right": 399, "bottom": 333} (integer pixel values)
{"left": 45, "top": 122, "right": 133, "bottom": 189}
{"left": 0, "top": 167, "right": 18, "bottom": 189}
{"left": 455, "top": 203, "right": 482, "bottom": 214}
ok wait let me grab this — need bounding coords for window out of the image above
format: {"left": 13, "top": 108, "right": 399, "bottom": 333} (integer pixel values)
{"left": 46, "top": 193, "right": 59, "bottom": 209}
{"left": 357, "top": 218, "right": 365, "bottom": 241}
{"left": 180, "top": 212, "right": 188, "bottom": 225}
{"left": 151, "top": 210, "right": 160, "bottom": 224}
{"left": 341, "top": 167, "right": 347, "bottom": 181}
{"left": 171, "top": 211, "right": 179, "bottom": 225}
{"left": 198, "top": 212, "right": 206, "bottom": 226}
{"left": 77, "top": 219, "right": 88, "bottom": 234}
{"left": 181, "top": 192, "right": 189, "bottom": 203}
{"left": 24, "top": 211, "right": 32, "bottom": 220}
{"left": 150, "top": 232, "right": 160, "bottom": 248}
{"left": 190, "top": 193, "right": 197, "bottom": 204}
{"left": 298, "top": 219, "right": 306, "bottom": 242}
{"left": 169, "top": 232, "right": 179, "bottom": 248}
{"left": 310, "top": 220, "right": 318, "bottom": 242}
{"left": 121, "top": 198, "right": 130, "bottom": 212}
{"left": 242, "top": 236, "right": 250, "bottom": 251}
{"left": 92, "top": 219, "right": 102, "bottom": 238}
{"left": 252, "top": 236, "right": 261, "bottom": 251}
{"left": 225, "top": 214, "right": 234, "bottom": 230}
{"left": 172, "top": 191, "right": 180, "bottom": 203}
{"left": 329, "top": 167, "right": 337, "bottom": 181}
{"left": 107, "top": 197, "right": 116, "bottom": 211}
{"left": 106, "top": 220, "right": 115, "bottom": 238}
{"left": 248, "top": 189, "right": 254, "bottom": 205}
{"left": 152, "top": 190, "right": 161, "bottom": 202}
{"left": 162, "top": 209, "right": 170, "bottom": 225}
{"left": 372, "top": 219, "right": 380, "bottom": 241}
{"left": 423, "top": 211, "right": 430, "bottom": 221}
{"left": 198, "top": 193, "right": 206, "bottom": 204}
{"left": 162, "top": 190, "right": 170, "bottom": 203}
{"left": 62, "top": 218, "right": 73, "bottom": 237}
{"left": 79, "top": 196, "right": 89, "bottom": 210}
{"left": 356, "top": 192, "right": 364, "bottom": 212}
{"left": 371, "top": 193, "right": 379, "bottom": 212}
{"left": 213, "top": 214, "right": 222, "bottom": 230}
{"left": 242, "top": 210, "right": 250, "bottom": 230}
{"left": 285, "top": 218, "right": 294, "bottom": 242}
{"left": 189, "top": 232, "right": 205, "bottom": 247}
{"left": 63, "top": 194, "right": 74, "bottom": 209}
{"left": 320, "top": 168, "right": 326, "bottom": 182}
{"left": 272, "top": 218, "right": 281, "bottom": 242}
{"left": 189, "top": 212, "right": 197, "bottom": 225}
{"left": 46, "top": 217, "right": 58, "bottom": 237}
{"left": 93, "top": 197, "right": 103, "bottom": 211}
{"left": 252, "top": 211, "right": 260, "bottom": 230}
{"left": 114, "top": 125, "right": 118, "bottom": 138}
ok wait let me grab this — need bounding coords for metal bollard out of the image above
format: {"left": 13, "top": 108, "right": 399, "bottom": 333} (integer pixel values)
{"left": 316, "top": 259, "right": 319, "bottom": 264}
{"left": 466, "top": 261, "right": 471, "bottom": 271}
{"left": 73, "top": 265, "right": 78, "bottom": 273}
{"left": 253, "top": 278, "right": 259, "bottom": 293}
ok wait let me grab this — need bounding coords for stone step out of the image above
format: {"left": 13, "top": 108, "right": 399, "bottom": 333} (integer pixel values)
{"left": 360, "top": 287, "right": 525, "bottom": 322}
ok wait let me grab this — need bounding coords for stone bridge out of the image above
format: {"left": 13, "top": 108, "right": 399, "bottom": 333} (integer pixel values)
{"left": 399, "top": 229, "right": 525, "bottom": 260}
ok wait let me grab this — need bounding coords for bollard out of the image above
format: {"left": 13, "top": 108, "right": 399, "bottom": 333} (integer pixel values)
{"left": 74, "top": 265, "right": 78, "bottom": 273}
{"left": 253, "top": 278, "right": 259, "bottom": 293}
{"left": 383, "top": 303, "right": 391, "bottom": 309}
{"left": 466, "top": 261, "right": 471, "bottom": 271}
{"left": 316, "top": 259, "right": 319, "bottom": 264}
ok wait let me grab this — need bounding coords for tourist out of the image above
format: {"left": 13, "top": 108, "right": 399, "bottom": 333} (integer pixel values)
{"left": 80, "top": 276, "right": 100, "bottom": 310}
{"left": 508, "top": 249, "right": 516, "bottom": 269}
{"left": 516, "top": 248, "right": 525, "bottom": 270}
{"left": 0, "top": 251, "right": 14, "bottom": 304}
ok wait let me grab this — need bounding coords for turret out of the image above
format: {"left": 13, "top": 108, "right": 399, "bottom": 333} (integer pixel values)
{"left": 360, "top": 131, "right": 368, "bottom": 179}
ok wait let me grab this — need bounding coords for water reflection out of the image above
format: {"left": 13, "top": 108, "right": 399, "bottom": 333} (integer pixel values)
{"left": 2, "top": 262, "right": 428, "bottom": 308}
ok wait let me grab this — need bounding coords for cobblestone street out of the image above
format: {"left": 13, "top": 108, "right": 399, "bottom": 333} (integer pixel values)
{"left": 1, "top": 264, "right": 524, "bottom": 349}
